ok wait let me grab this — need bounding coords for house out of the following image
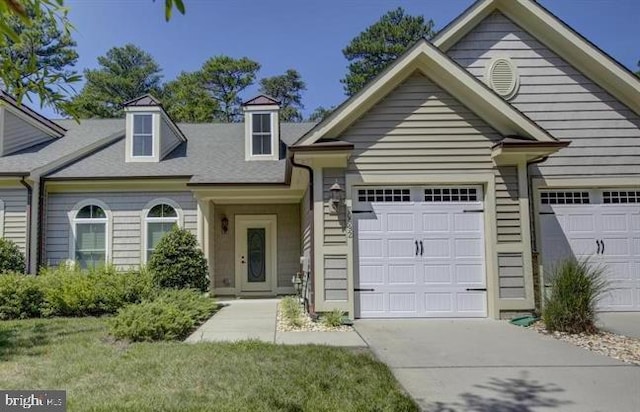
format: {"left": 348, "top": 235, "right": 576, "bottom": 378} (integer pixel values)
{"left": 1, "top": 0, "right": 638, "bottom": 319}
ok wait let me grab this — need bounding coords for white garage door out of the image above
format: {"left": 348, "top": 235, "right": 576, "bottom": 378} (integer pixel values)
{"left": 540, "top": 190, "right": 640, "bottom": 311}
{"left": 355, "top": 187, "right": 487, "bottom": 318}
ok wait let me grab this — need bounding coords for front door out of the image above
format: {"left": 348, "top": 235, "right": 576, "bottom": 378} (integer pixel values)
{"left": 235, "top": 215, "right": 277, "bottom": 293}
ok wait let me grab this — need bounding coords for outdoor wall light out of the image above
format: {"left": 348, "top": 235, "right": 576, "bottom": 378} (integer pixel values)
{"left": 329, "top": 180, "right": 344, "bottom": 210}
{"left": 221, "top": 216, "right": 229, "bottom": 234}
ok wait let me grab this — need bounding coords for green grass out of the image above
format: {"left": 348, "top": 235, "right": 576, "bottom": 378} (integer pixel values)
{"left": 0, "top": 317, "right": 417, "bottom": 412}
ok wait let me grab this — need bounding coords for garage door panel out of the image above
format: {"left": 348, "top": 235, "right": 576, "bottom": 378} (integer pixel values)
{"left": 424, "top": 293, "right": 453, "bottom": 312}
{"left": 421, "top": 213, "right": 450, "bottom": 232}
{"left": 422, "top": 238, "right": 451, "bottom": 258}
{"left": 567, "top": 214, "right": 596, "bottom": 232}
{"left": 600, "top": 288, "right": 634, "bottom": 310}
{"left": 600, "top": 213, "right": 629, "bottom": 233}
{"left": 457, "top": 293, "right": 486, "bottom": 313}
{"left": 389, "top": 293, "right": 417, "bottom": 313}
{"left": 601, "top": 237, "right": 630, "bottom": 257}
{"left": 388, "top": 264, "right": 416, "bottom": 284}
{"left": 454, "top": 238, "right": 483, "bottom": 258}
{"left": 454, "top": 213, "right": 482, "bottom": 231}
{"left": 456, "top": 264, "right": 484, "bottom": 284}
{"left": 423, "top": 264, "right": 452, "bottom": 284}
{"left": 388, "top": 238, "right": 417, "bottom": 258}
{"left": 387, "top": 213, "right": 415, "bottom": 232}
{"left": 359, "top": 293, "right": 384, "bottom": 314}
{"left": 359, "top": 239, "right": 383, "bottom": 257}
{"left": 359, "top": 264, "right": 384, "bottom": 284}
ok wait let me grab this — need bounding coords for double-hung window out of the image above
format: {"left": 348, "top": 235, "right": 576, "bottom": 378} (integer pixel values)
{"left": 133, "top": 114, "right": 154, "bottom": 157}
{"left": 74, "top": 205, "right": 107, "bottom": 268}
{"left": 252, "top": 113, "right": 272, "bottom": 155}
{"left": 146, "top": 203, "right": 179, "bottom": 260}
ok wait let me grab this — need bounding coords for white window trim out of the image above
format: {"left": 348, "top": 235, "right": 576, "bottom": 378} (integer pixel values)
{"left": 140, "top": 198, "right": 184, "bottom": 264}
{"left": 0, "top": 199, "right": 5, "bottom": 238}
{"left": 245, "top": 109, "right": 279, "bottom": 161}
{"left": 126, "top": 111, "right": 161, "bottom": 163}
{"left": 68, "top": 199, "right": 112, "bottom": 266}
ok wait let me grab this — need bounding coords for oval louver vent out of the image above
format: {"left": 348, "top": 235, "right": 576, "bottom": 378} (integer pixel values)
{"left": 487, "top": 58, "right": 518, "bottom": 99}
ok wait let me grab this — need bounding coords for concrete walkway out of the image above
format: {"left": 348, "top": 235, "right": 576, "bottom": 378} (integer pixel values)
{"left": 185, "top": 299, "right": 366, "bottom": 347}
{"left": 356, "top": 319, "right": 640, "bottom": 412}
{"left": 597, "top": 312, "right": 640, "bottom": 338}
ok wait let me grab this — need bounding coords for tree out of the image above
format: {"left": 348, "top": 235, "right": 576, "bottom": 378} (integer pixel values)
{"left": 162, "top": 72, "right": 217, "bottom": 123}
{"left": 200, "top": 56, "right": 260, "bottom": 122}
{"left": 259, "top": 69, "right": 306, "bottom": 122}
{"left": 307, "top": 106, "right": 334, "bottom": 123}
{"left": 341, "top": 7, "right": 435, "bottom": 96}
{"left": 0, "top": 2, "right": 79, "bottom": 114}
{"left": 69, "top": 44, "right": 163, "bottom": 118}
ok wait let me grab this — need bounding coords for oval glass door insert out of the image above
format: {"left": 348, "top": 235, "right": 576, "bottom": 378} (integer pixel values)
{"left": 247, "top": 228, "right": 266, "bottom": 282}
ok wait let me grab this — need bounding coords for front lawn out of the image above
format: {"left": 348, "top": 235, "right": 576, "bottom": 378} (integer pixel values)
{"left": 0, "top": 317, "right": 416, "bottom": 411}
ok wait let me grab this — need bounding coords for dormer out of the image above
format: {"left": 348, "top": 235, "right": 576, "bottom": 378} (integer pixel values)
{"left": 243, "top": 95, "right": 280, "bottom": 161}
{"left": 124, "top": 94, "right": 186, "bottom": 163}
{"left": 0, "top": 91, "right": 65, "bottom": 156}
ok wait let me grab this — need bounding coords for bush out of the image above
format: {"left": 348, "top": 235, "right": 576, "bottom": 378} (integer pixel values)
{"left": 148, "top": 227, "right": 209, "bottom": 291}
{"left": 321, "top": 309, "right": 344, "bottom": 328}
{"left": 0, "top": 274, "right": 44, "bottom": 319}
{"left": 542, "top": 258, "right": 608, "bottom": 334}
{"left": 280, "top": 296, "right": 304, "bottom": 327}
{"left": 0, "top": 238, "right": 25, "bottom": 273}
{"left": 40, "top": 264, "right": 155, "bottom": 317}
{"left": 108, "top": 289, "right": 217, "bottom": 342}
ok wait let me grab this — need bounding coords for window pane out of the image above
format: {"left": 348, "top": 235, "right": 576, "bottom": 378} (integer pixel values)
{"left": 76, "top": 251, "right": 105, "bottom": 269}
{"left": 252, "top": 134, "right": 272, "bottom": 155}
{"left": 133, "top": 134, "right": 153, "bottom": 156}
{"left": 148, "top": 204, "right": 177, "bottom": 218}
{"left": 92, "top": 205, "right": 106, "bottom": 219}
{"left": 76, "top": 205, "right": 92, "bottom": 219}
{"left": 77, "top": 223, "right": 105, "bottom": 249}
{"left": 147, "top": 221, "right": 175, "bottom": 249}
{"left": 252, "top": 113, "right": 270, "bottom": 133}
{"left": 134, "top": 114, "right": 153, "bottom": 134}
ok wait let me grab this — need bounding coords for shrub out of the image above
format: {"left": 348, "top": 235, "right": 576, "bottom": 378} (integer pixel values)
{"left": 0, "top": 238, "right": 25, "bottom": 274}
{"left": 280, "top": 296, "right": 304, "bottom": 327}
{"left": 108, "top": 289, "right": 217, "bottom": 342}
{"left": 321, "top": 309, "right": 344, "bottom": 328}
{"left": 40, "top": 264, "right": 155, "bottom": 317}
{"left": 148, "top": 227, "right": 209, "bottom": 291}
{"left": 0, "top": 274, "right": 44, "bottom": 319}
{"left": 542, "top": 258, "right": 608, "bottom": 334}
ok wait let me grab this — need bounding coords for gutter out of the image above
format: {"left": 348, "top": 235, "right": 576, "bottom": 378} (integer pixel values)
{"left": 289, "top": 153, "right": 313, "bottom": 211}
{"left": 18, "top": 177, "right": 32, "bottom": 273}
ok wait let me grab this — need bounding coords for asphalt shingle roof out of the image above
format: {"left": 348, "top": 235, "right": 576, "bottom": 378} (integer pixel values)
{"left": 42, "top": 121, "right": 315, "bottom": 183}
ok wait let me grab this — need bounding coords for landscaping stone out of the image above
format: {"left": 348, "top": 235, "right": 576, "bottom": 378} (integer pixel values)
{"left": 276, "top": 302, "right": 352, "bottom": 332}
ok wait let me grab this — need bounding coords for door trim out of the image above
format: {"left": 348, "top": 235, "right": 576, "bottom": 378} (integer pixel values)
{"left": 234, "top": 214, "right": 278, "bottom": 294}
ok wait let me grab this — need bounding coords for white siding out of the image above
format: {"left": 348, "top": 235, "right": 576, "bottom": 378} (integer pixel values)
{"left": 2, "top": 111, "right": 53, "bottom": 155}
{"left": 0, "top": 188, "right": 28, "bottom": 251}
{"left": 160, "top": 117, "right": 181, "bottom": 159}
{"left": 44, "top": 191, "right": 197, "bottom": 268}
{"left": 323, "top": 168, "right": 347, "bottom": 245}
{"left": 448, "top": 11, "right": 640, "bottom": 177}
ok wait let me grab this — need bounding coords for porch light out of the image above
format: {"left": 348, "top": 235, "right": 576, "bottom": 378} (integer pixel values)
{"left": 221, "top": 216, "right": 229, "bottom": 234}
{"left": 329, "top": 180, "right": 344, "bottom": 209}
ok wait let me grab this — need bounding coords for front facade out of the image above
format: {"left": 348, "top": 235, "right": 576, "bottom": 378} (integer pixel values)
{"left": 1, "top": 0, "right": 638, "bottom": 319}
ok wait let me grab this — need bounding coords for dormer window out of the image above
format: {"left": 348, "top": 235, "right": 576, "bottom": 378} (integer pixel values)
{"left": 252, "top": 113, "right": 273, "bottom": 155}
{"left": 132, "top": 114, "right": 154, "bottom": 157}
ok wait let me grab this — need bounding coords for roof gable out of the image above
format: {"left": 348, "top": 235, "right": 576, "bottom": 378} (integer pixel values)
{"left": 123, "top": 94, "right": 162, "bottom": 107}
{"left": 295, "top": 38, "right": 555, "bottom": 146}
{"left": 433, "top": 0, "right": 640, "bottom": 116}
{"left": 242, "top": 95, "right": 280, "bottom": 106}
{"left": 0, "top": 91, "right": 65, "bottom": 138}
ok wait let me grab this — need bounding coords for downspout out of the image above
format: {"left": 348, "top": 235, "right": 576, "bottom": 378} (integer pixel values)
{"left": 19, "top": 177, "right": 32, "bottom": 274}
{"left": 290, "top": 154, "right": 315, "bottom": 315}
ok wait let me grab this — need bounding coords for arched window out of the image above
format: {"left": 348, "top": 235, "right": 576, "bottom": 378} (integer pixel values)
{"left": 74, "top": 204, "right": 107, "bottom": 268}
{"left": 145, "top": 203, "right": 179, "bottom": 260}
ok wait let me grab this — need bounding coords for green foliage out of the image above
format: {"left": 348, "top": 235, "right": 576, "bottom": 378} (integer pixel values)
{"left": 280, "top": 296, "right": 303, "bottom": 327}
{"left": 161, "top": 71, "right": 218, "bottom": 122}
{"left": 68, "top": 44, "right": 163, "bottom": 118}
{"left": 200, "top": 55, "right": 260, "bottom": 122}
{"left": 148, "top": 226, "right": 209, "bottom": 291}
{"left": 0, "top": 1, "right": 79, "bottom": 115}
{"left": 0, "top": 238, "right": 25, "bottom": 273}
{"left": 321, "top": 309, "right": 344, "bottom": 328}
{"left": 307, "top": 106, "right": 334, "bottom": 123}
{"left": 259, "top": 69, "right": 306, "bottom": 122}
{"left": 341, "top": 7, "right": 436, "bottom": 96}
{"left": 108, "top": 289, "right": 216, "bottom": 341}
{"left": 39, "top": 264, "right": 155, "bottom": 317}
{"left": 542, "top": 258, "right": 608, "bottom": 334}
{"left": 0, "top": 274, "right": 44, "bottom": 320}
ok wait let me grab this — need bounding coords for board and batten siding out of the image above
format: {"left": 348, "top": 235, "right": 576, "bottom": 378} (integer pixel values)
{"left": 447, "top": 11, "right": 640, "bottom": 177}
{"left": 323, "top": 168, "right": 347, "bottom": 245}
{"left": 212, "top": 203, "right": 300, "bottom": 290}
{"left": 44, "top": 191, "right": 197, "bottom": 268}
{"left": 0, "top": 188, "right": 28, "bottom": 251}
{"left": 160, "top": 117, "right": 181, "bottom": 159}
{"left": 2, "top": 110, "right": 53, "bottom": 156}
{"left": 495, "top": 166, "right": 521, "bottom": 243}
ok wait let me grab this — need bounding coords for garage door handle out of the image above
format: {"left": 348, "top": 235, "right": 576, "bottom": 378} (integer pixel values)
{"left": 596, "top": 239, "right": 601, "bottom": 254}
{"left": 466, "top": 288, "right": 487, "bottom": 291}
{"left": 601, "top": 239, "right": 605, "bottom": 255}
{"left": 355, "top": 288, "right": 375, "bottom": 292}
{"left": 415, "top": 240, "right": 419, "bottom": 256}
{"left": 420, "top": 240, "right": 424, "bottom": 256}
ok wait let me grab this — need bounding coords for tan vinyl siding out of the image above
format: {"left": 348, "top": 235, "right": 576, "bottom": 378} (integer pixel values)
{"left": 301, "top": 187, "right": 312, "bottom": 267}
{"left": 0, "top": 188, "right": 28, "bottom": 251}
{"left": 324, "top": 255, "right": 348, "bottom": 301}
{"left": 323, "top": 168, "right": 347, "bottom": 245}
{"left": 495, "top": 166, "right": 521, "bottom": 243}
{"left": 2, "top": 111, "right": 53, "bottom": 155}
{"left": 160, "top": 117, "right": 181, "bottom": 159}
{"left": 341, "top": 74, "right": 502, "bottom": 174}
{"left": 498, "top": 253, "right": 526, "bottom": 299}
{"left": 213, "top": 204, "right": 300, "bottom": 290}
{"left": 45, "top": 191, "right": 197, "bottom": 268}
{"left": 448, "top": 11, "right": 640, "bottom": 178}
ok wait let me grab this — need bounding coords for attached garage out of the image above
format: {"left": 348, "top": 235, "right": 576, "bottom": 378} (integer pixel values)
{"left": 539, "top": 189, "right": 640, "bottom": 311}
{"left": 354, "top": 186, "right": 487, "bottom": 318}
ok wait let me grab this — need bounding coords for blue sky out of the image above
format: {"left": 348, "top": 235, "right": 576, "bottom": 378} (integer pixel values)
{"left": 38, "top": 0, "right": 640, "bottom": 118}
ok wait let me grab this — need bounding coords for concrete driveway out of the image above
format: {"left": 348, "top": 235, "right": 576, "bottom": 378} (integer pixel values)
{"left": 356, "top": 319, "right": 640, "bottom": 412}
{"left": 597, "top": 312, "right": 640, "bottom": 338}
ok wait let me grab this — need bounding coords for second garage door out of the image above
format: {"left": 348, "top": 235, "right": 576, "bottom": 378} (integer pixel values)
{"left": 355, "top": 187, "right": 487, "bottom": 318}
